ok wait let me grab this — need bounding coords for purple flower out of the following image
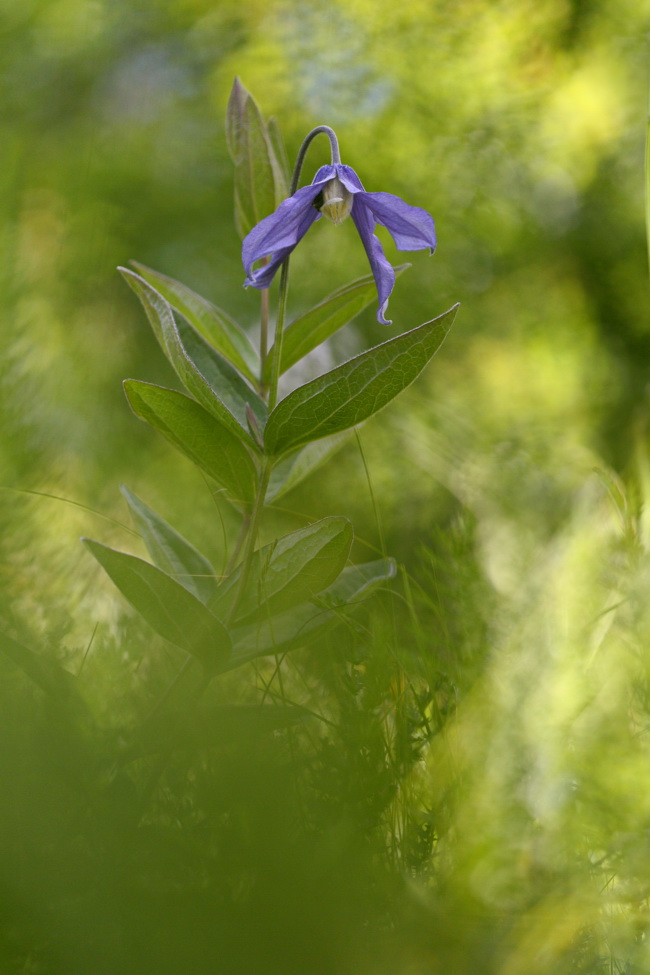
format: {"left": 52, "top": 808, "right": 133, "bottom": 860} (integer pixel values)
{"left": 242, "top": 163, "right": 436, "bottom": 324}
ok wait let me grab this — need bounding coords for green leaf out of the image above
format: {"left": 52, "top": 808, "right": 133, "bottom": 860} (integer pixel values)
{"left": 266, "top": 116, "right": 290, "bottom": 202}
{"left": 265, "top": 432, "right": 351, "bottom": 503}
{"left": 83, "top": 539, "right": 230, "bottom": 670}
{"left": 264, "top": 265, "right": 410, "bottom": 382}
{"left": 225, "top": 558, "right": 396, "bottom": 670}
{"left": 120, "top": 268, "right": 267, "bottom": 449}
{"left": 120, "top": 486, "right": 218, "bottom": 603}
{"left": 264, "top": 304, "right": 458, "bottom": 457}
{"left": 226, "top": 79, "right": 287, "bottom": 238}
{"left": 123, "top": 381, "right": 258, "bottom": 509}
{"left": 130, "top": 261, "right": 259, "bottom": 383}
{"left": 225, "top": 77, "right": 248, "bottom": 161}
{"left": 0, "top": 627, "right": 83, "bottom": 710}
{"left": 209, "top": 516, "right": 353, "bottom": 625}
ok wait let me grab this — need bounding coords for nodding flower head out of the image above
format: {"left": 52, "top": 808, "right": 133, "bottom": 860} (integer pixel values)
{"left": 317, "top": 176, "right": 353, "bottom": 225}
{"left": 241, "top": 162, "right": 436, "bottom": 325}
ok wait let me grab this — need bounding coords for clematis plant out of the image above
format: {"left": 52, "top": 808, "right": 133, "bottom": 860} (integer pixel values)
{"left": 80, "top": 80, "right": 458, "bottom": 756}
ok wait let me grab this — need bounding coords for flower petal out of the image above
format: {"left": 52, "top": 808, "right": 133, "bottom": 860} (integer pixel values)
{"left": 242, "top": 182, "right": 325, "bottom": 288}
{"left": 335, "top": 164, "right": 365, "bottom": 194}
{"left": 359, "top": 192, "right": 436, "bottom": 254}
{"left": 351, "top": 198, "right": 395, "bottom": 325}
{"left": 245, "top": 245, "right": 295, "bottom": 289}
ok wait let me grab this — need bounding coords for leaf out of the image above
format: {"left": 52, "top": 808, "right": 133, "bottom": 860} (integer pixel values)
{"left": 264, "top": 304, "right": 458, "bottom": 457}
{"left": 264, "top": 265, "right": 410, "bottom": 381}
{"left": 265, "top": 432, "right": 351, "bottom": 503}
{"left": 225, "top": 77, "right": 248, "bottom": 161}
{"left": 123, "top": 381, "right": 258, "bottom": 509}
{"left": 224, "top": 558, "right": 396, "bottom": 670}
{"left": 120, "top": 268, "right": 267, "bottom": 449}
{"left": 226, "top": 79, "right": 287, "bottom": 239}
{"left": 266, "top": 116, "right": 290, "bottom": 202}
{"left": 120, "top": 486, "right": 218, "bottom": 603}
{"left": 0, "top": 627, "right": 83, "bottom": 711}
{"left": 83, "top": 539, "right": 231, "bottom": 670}
{"left": 209, "top": 516, "right": 353, "bottom": 625}
{"left": 130, "top": 261, "right": 259, "bottom": 383}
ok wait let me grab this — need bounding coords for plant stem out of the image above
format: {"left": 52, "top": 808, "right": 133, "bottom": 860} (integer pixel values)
{"left": 267, "top": 259, "right": 290, "bottom": 412}
{"left": 260, "top": 287, "right": 270, "bottom": 396}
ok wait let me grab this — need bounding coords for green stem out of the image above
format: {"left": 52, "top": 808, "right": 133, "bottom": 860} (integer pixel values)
{"left": 260, "top": 287, "right": 270, "bottom": 396}
{"left": 267, "top": 259, "right": 290, "bottom": 412}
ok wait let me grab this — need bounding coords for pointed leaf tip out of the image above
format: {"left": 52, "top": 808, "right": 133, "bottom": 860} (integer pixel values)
{"left": 83, "top": 537, "right": 231, "bottom": 669}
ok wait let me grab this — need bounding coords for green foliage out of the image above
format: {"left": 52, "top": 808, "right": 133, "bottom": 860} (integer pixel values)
{"left": 130, "top": 261, "right": 260, "bottom": 383}
{"left": 1, "top": 7, "right": 648, "bottom": 974}
{"left": 226, "top": 76, "right": 289, "bottom": 238}
{"left": 266, "top": 432, "right": 351, "bottom": 502}
{"left": 121, "top": 485, "right": 219, "bottom": 603}
{"left": 82, "top": 538, "right": 230, "bottom": 669}
{"left": 123, "top": 380, "right": 258, "bottom": 508}
{"left": 264, "top": 264, "right": 410, "bottom": 381}
{"left": 209, "top": 516, "right": 353, "bottom": 624}
{"left": 120, "top": 268, "right": 267, "bottom": 448}
{"left": 264, "top": 303, "right": 458, "bottom": 455}
{"left": 226, "top": 557, "right": 396, "bottom": 665}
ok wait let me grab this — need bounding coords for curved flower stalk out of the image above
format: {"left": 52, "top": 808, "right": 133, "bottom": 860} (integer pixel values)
{"left": 242, "top": 162, "right": 437, "bottom": 325}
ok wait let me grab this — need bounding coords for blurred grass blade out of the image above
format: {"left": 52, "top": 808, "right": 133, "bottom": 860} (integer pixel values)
{"left": 120, "top": 486, "right": 219, "bottom": 603}
{"left": 210, "top": 516, "right": 353, "bottom": 625}
{"left": 130, "top": 261, "right": 259, "bottom": 383}
{"left": 120, "top": 269, "right": 267, "bottom": 449}
{"left": 264, "top": 265, "right": 410, "bottom": 382}
{"left": 83, "top": 539, "right": 231, "bottom": 670}
{"left": 265, "top": 304, "right": 458, "bottom": 456}
{"left": 225, "top": 557, "right": 396, "bottom": 668}
{"left": 266, "top": 431, "right": 351, "bottom": 503}
{"left": 123, "top": 380, "right": 258, "bottom": 509}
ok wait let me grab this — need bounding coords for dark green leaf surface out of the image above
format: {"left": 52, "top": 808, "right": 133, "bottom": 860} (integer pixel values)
{"left": 264, "top": 304, "right": 458, "bottom": 456}
{"left": 120, "top": 269, "right": 266, "bottom": 449}
{"left": 130, "top": 262, "right": 259, "bottom": 382}
{"left": 121, "top": 486, "right": 218, "bottom": 603}
{"left": 210, "top": 516, "right": 353, "bottom": 625}
{"left": 123, "top": 381, "right": 258, "bottom": 508}
{"left": 264, "top": 265, "right": 410, "bottom": 381}
{"left": 265, "top": 432, "right": 351, "bottom": 503}
{"left": 225, "top": 558, "right": 396, "bottom": 668}
{"left": 83, "top": 539, "right": 230, "bottom": 669}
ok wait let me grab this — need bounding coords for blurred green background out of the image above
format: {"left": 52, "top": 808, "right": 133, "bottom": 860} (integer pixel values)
{"left": 1, "top": 0, "right": 649, "bottom": 972}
